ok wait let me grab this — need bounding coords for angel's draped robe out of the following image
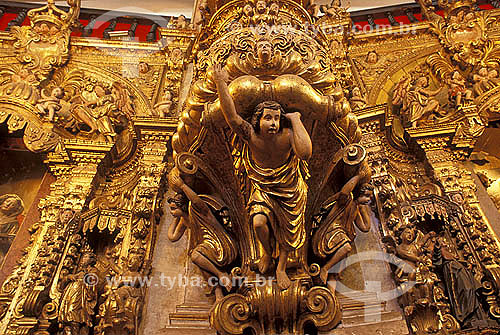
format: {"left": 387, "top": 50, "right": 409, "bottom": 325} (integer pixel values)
{"left": 243, "top": 144, "right": 309, "bottom": 253}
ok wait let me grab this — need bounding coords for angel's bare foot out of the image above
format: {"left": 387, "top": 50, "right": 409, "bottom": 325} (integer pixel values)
{"left": 215, "top": 287, "right": 224, "bottom": 302}
{"left": 319, "top": 267, "right": 329, "bottom": 285}
{"left": 326, "top": 278, "right": 337, "bottom": 293}
{"left": 276, "top": 268, "right": 291, "bottom": 290}
{"left": 257, "top": 253, "right": 272, "bottom": 274}
{"left": 219, "top": 272, "right": 233, "bottom": 292}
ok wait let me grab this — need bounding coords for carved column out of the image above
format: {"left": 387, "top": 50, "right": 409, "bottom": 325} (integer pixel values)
{"left": 0, "top": 140, "right": 112, "bottom": 335}
{"left": 418, "top": 137, "right": 500, "bottom": 324}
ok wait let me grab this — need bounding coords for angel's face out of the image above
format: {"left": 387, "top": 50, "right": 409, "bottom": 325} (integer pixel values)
{"left": 402, "top": 227, "right": 415, "bottom": 243}
{"left": 367, "top": 51, "right": 378, "bottom": 64}
{"left": 256, "top": 40, "right": 272, "bottom": 63}
{"left": 52, "top": 87, "right": 64, "bottom": 99}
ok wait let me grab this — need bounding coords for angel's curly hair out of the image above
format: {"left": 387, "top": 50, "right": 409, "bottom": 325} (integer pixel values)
{"left": 250, "top": 101, "right": 287, "bottom": 133}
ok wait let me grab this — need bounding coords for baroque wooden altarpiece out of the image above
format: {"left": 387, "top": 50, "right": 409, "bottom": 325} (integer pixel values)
{"left": 0, "top": 0, "right": 500, "bottom": 334}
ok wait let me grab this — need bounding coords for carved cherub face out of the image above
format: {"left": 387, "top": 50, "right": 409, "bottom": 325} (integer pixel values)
{"left": 352, "top": 87, "right": 361, "bottom": 97}
{"left": 256, "top": 0, "right": 267, "bottom": 14}
{"left": 171, "top": 48, "right": 183, "bottom": 61}
{"left": 357, "top": 186, "right": 372, "bottom": 205}
{"left": 366, "top": 51, "right": 378, "bottom": 64}
{"left": 269, "top": 3, "right": 279, "bottom": 15}
{"left": 358, "top": 193, "right": 371, "bottom": 205}
{"left": 402, "top": 227, "right": 416, "bottom": 243}
{"left": 52, "top": 87, "right": 64, "bottom": 99}
{"left": 416, "top": 76, "right": 429, "bottom": 87}
{"left": 80, "top": 252, "right": 96, "bottom": 268}
{"left": 128, "top": 250, "right": 144, "bottom": 271}
{"left": 169, "top": 202, "right": 182, "bottom": 217}
{"left": 256, "top": 40, "right": 273, "bottom": 64}
{"left": 244, "top": 4, "right": 254, "bottom": 16}
{"left": 260, "top": 108, "right": 280, "bottom": 135}
{"left": 138, "top": 62, "right": 150, "bottom": 74}
{"left": 59, "top": 209, "right": 74, "bottom": 224}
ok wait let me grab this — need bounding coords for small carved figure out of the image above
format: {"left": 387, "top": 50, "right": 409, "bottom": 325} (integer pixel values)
{"left": 396, "top": 225, "right": 434, "bottom": 268}
{"left": 0, "top": 194, "right": 24, "bottom": 236}
{"left": 168, "top": 168, "right": 238, "bottom": 299}
{"left": 394, "top": 75, "right": 445, "bottom": 126}
{"left": 447, "top": 71, "right": 473, "bottom": 107}
{"left": 58, "top": 249, "right": 98, "bottom": 335}
{"left": 319, "top": 0, "right": 347, "bottom": 20}
{"left": 366, "top": 50, "right": 378, "bottom": 65}
{"left": 154, "top": 90, "right": 173, "bottom": 117}
{"left": 36, "top": 86, "right": 64, "bottom": 122}
{"left": 269, "top": 2, "right": 279, "bottom": 16}
{"left": 0, "top": 194, "right": 24, "bottom": 265}
{"left": 138, "top": 62, "right": 149, "bottom": 74}
{"left": 313, "top": 144, "right": 372, "bottom": 284}
{"left": 349, "top": 87, "right": 368, "bottom": 110}
{"left": 196, "top": 0, "right": 210, "bottom": 27}
{"left": 433, "top": 234, "right": 488, "bottom": 327}
{"left": 255, "top": 37, "right": 274, "bottom": 65}
{"left": 97, "top": 247, "right": 146, "bottom": 335}
{"left": 356, "top": 50, "right": 397, "bottom": 85}
{"left": 473, "top": 67, "right": 499, "bottom": 96}
{"left": 175, "top": 15, "right": 188, "bottom": 29}
{"left": 213, "top": 63, "right": 312, "bottom": 290}
{"left": 251, "top": 0, "right": 277, "bottom": 25}
{"left": 72, "top": 84, "right": 117, "bottom": 142}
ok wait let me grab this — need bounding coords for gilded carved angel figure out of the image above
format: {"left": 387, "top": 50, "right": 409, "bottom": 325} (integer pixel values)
{"left": 312, "top": 144, "right": 372, "bottom": 284}
{"left": 355, "top": 51, "right": 397, "bottom": 85}
{"left": 154, "top": 90, "right": 174, "bottom": 117}
{"left": 168, "top": 167, "right": 238, "bottom": 299}
{"left": 433, "top": 233, "right": 488, "bottom": 327}
{"left": 97, "top": 247, "right": 146, "bottom": 335}
{"left": 349, "top": 87, "right": 368, "bottom": 110}
{"left": 58, "top": 249, "right": 98, "bottom": 335}
{"left": 473, "top": 67, "right": 499, "bottom": 96}
{"left": 70, "top": 82, "right": 132, "bottom": 142}
{"left": 395, "top": 225, "right": 436, "bottom": 304}
{"left": 36, "top": 86, "right": 65, "bottom": 122}
{"left": 447, "top": 70, "right": 473, "bottom": 107}
{"left": 213, "top": 63, "right": 312, "bottom": 290}
{"left": 393, "top": 75, "right": 445, "bottom": 126}
{"left": 0, "top": 194, "right": 24, "bottom": 265}
{"left": 319, "top": 0, "right": 349, "bottom": 20}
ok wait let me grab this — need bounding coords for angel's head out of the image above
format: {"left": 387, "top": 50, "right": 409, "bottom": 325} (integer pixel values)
{"left": 255, "top": 38, "right": 273, "bottom": 64}
{"left": 51, "top": 87, "right": 64, "bottom": 99}
{"left": 366, "top": 51, "right": 378, "bottom": 64}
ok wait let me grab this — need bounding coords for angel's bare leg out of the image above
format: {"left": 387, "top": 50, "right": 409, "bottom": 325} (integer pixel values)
{"left": 191, "top": 250, "right": 232, "bottom": 292}
{"left": 253, "top": 214, "right": 272, "bottom": 274}
{"left": 319, "top": 244, "right": 352, "bottom": 284}
{"left": 276, "top": 249, "right": 291, "bottom": 290}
